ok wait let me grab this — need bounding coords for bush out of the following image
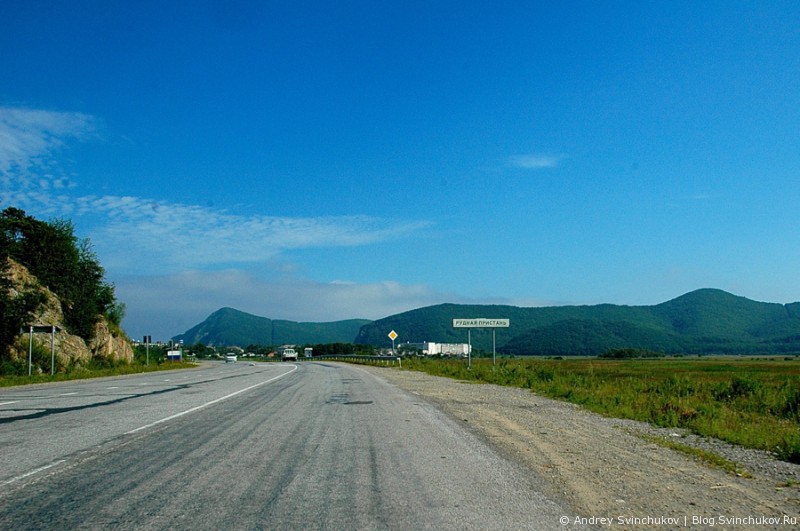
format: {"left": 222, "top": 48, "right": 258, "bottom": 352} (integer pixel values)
{"left": 0, "top": 339, "right": 62, "bottom": 376}
{"left": 0, "top": 358, "right": 26, "bottom": 376}
{"left": 780, "top": 384, "right": 800, "bottom": 420}
{"left": 599, "top": 348, "right": 665, "bottom": 359}
{"left": 776, "top": 434, "right": 800, "bottom": 464}
{"left": 713, "top": 376, "right": 759, "bottom": 401}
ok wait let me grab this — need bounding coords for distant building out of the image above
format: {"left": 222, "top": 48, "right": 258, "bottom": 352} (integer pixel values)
{"left": 401, "top": 342, "right": 470, "bottom": 357}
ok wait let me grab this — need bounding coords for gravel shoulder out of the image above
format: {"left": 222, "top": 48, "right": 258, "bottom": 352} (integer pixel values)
{"left": 361, "top": 365, "right": 800, "bottom": 529}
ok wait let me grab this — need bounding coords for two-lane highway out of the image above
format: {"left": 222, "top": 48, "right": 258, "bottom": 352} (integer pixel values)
{"left": 0, "top": 362, "right": 586, "bottom": 530}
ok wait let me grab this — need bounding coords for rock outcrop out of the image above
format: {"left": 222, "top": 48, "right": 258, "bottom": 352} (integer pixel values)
{"left": 89, "top": 319, "right": 134, "bottom": 363}
{"left": 4, "top": 258, "right": 133, "bottom": 370}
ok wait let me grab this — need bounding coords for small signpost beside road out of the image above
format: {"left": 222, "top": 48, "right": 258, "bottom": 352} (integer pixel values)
{"left": 143, "top": 336, "right": 152, "bottom": 366}
{"left": 388, "top": 330, "right": 398, "bottom": 355}
{"left": 453, "top": 318, "right": 510, "bottom": 369}
{"left": 23, "top": 324, "right": 61, "bottom": 376}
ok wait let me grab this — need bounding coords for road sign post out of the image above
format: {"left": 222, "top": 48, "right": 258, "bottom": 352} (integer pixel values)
{"left": 468, "top": 329, "right": 472, "bottom": 369}
{"left": 388, "top": 330, "right": 398, "bottom": 356}
{"left": 28, "top": 326, "right": 33, "bottom": 376}
{"left": 23, "top": 325, "right": 61, "bottom": 376}
{"left": 143, "top": 336, "right": 152, "bottom": 366}
{"left": 452, "top": 319, "right": 510, "bottom": 368}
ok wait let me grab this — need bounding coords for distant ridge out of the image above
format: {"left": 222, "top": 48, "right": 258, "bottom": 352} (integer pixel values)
{"left": 355, "top": 289, "right": 800, "bottom": 355}
{"left": 173, "top": 290, "right": 800, "bottom": 355}
{"left": 172, "top": 308, "right": 370, "bottom": 346}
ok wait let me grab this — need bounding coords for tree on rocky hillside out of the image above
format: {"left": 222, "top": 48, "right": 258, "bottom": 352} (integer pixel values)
{"left": 0, "top": 207, "right": 124, "bottom": 358}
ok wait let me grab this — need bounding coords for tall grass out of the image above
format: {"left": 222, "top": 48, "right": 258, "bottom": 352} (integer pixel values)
{"left": 400, "top": 357, "right": 800, "bottom": 463}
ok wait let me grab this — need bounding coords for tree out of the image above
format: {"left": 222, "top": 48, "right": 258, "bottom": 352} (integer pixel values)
{"left": 0, "top": 207, "right": 122, "bottom": 348}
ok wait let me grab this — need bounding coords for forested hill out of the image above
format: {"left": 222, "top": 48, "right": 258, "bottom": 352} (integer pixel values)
{"left": 172, "top": 307, "right": 370, "bottom": 346}
{"left": 174, "top": 290, "right": 800, "bottom": 355}
{"left": 355, "top": 289, "right": 800, "bottom": 355}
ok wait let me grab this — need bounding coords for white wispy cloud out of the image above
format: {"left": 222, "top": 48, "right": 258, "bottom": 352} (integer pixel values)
{"left": 0, "top": 105, "right": 430, "bottom": 275}
{"left": 3, "top": 189, "right": 429, "bottom": 274}
{"left": 510, "top": 153, "right": 565, "bottom": 169}
{"left": 89, "top": 199, "right": 430, "bottom": 274}
{"left": 0, "top": 106, "right": 96, "bottom": 178}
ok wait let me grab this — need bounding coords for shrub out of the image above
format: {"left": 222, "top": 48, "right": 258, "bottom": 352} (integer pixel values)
{"left": 780, "top": 384, "right": 800, "bottom": 420}
{"left": 775, "top": 434, "right": 800, "bottom": 464}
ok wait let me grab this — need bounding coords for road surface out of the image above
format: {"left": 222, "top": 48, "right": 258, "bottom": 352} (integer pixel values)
{"left": 0, "top": 361, "right": 584, "bottom": 530}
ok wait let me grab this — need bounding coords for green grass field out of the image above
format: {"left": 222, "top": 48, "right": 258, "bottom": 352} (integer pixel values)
{"left": 399, "top": 356, "right": 800, "bottom": 463}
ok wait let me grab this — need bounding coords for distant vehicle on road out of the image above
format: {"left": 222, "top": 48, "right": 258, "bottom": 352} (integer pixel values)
{"left": 225, "top": 354, "right": 237, "bottom": 363}
{"left": 281, "top": 349, "right": 298, "bottom": 361}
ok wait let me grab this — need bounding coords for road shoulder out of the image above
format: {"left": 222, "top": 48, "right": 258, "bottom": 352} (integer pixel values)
{"left": 360, "top": 365, "right": 800, "bottom": 527}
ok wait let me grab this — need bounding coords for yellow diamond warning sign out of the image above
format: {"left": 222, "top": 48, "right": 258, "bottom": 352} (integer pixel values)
{"left": 388, "top": 330, "right": 398, "bottom": 341}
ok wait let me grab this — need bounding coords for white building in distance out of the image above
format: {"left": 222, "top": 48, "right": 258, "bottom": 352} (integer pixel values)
{"left": 400, "top": 342, "right": 470, "bottom": 357}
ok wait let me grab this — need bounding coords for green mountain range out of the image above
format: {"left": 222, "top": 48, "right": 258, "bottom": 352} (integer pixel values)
{"left": 355, "top": 289, "right": 800, "bottom": 355}
{"left": 172, "top": 307, "right": 370, "bottom": 346}
{"left": 173, "top": 290, "right": 800, "bottom": 355}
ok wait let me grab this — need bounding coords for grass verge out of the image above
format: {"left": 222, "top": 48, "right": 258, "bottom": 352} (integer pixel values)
{"left": 0, "top": 361, "right": 197, "bottom": 387}
{"left": 396, "top": 357, "right": 800, "bottom": 464}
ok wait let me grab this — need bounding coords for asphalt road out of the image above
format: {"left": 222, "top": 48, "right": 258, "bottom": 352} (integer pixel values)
{"left": 0, "top": 362, "right": 583, "bottom": 530}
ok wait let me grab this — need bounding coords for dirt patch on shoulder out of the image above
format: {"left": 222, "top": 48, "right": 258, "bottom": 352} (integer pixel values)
{"left": 363, "top": 366, "right": 800, "bottom": 529}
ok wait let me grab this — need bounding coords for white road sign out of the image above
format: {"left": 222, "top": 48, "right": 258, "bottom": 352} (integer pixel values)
{"left": 452, "top": 318, "right": 510, "bottom": 328}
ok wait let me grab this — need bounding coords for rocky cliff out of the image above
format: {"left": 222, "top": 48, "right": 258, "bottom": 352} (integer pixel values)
{"left": 4, "top": 258, "right": 133, "bottom": 371}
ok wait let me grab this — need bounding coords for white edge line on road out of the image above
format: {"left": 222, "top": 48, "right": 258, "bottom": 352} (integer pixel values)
{"left": 2, "top": 460, "right": 67, "bottom": 486}
{"left": 0, "top": 401, "right": 19, "bottom": 406}
{"left": 126, "top": 365, "right": 298, "bottom": 435}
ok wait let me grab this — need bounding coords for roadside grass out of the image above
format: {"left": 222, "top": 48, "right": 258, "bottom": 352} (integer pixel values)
{"left": 0, "top": 360, "right": 198, "bottom": 387}
{"left": 398, "top": 357, "right": 800, "bottom": 464}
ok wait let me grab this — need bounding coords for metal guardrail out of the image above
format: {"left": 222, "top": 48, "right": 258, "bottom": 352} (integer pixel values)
{"left": 313, "top": 355, "right": 402, "bottom": 367}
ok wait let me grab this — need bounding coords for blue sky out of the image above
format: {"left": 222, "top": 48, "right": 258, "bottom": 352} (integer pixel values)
{"left": 2, "top": 1, "right": 800, "bottom": 341}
